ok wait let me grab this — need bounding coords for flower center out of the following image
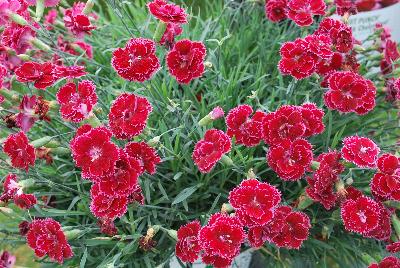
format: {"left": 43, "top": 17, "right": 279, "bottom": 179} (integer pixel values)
{"left": 357, "top": 211, "right": 367, "bottom": 224}
{"left": 89, "top": 147, "right": 102, "bottom": 162}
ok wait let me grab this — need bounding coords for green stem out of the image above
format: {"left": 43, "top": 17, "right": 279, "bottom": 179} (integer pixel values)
{"left": 35, "top": 0, "right": 45, "bottom": 21}
{"left": 153, "top": 21, "right": 167, "bottom": 43}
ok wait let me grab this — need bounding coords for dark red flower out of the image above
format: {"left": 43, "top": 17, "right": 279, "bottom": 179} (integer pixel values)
{"left": 340, "top": 195, "right": 381, "bottom": 234}
{"left": 128, "top": 184, "right": 145, "bottom": 205}
{"left": 325, "top": 71, "right": 376, "bottom": 115}
{"left": 229, "top": 179, "right": 281, "bottom": 227}
{"left": 356, "top": 0, "right": 377, "bottom": 11}
{"left": 124, "top": 142, "right": 161, "bottom": 175}
{"left": 278, "top": 38, "right": 317, "bottom": 80}
{"left": 387, "top": 242, "right": 400, "bottom": 253}
{"left": 192, "top": 129, "right": 231, "bottom": 173}
{"left": 3, "top": 131, "right": 35, "bottom": 171}
{"left": 263, "top": 104, "right": 324, "bottom": 145}
{"left": 385, "top": 78, "right": 400, "bottom": 102}
{"left": 166, "top": 39, "right": 206, "bottom": 84}
{"left": 306, "top": 151, "right": 344, "bottom": 210}
{"left": 96, "top": 150, "right": 140, "bottom": 197}
{"left": 371, "top": 173, "right": 400, "bottom": 201}
{"left": 111, "top": 38, "right": 160, "bottom": 82}
{"left": 335, "top": 0, "right": 357, "bottom": 15}
{"left": 26, "top": 218, "right": 73, "bottom": 264}
{"left": 90, "top": 183, "right": 128, "bottom": 219}
{"left": 97, "top": 219, "right": 118, "bottom": 236}
{"left": 0, "top": 174, "right": 36, "bottom": 209}
{"left": 378, "top": 154, "right": 399, "bottom": 175}
{"left": 304, "top": 34, "right": 333, "bottom": 60}
{"left": 16, "top": 95, "right": 51, "bottom": 133}
{"left": 225, "top": 105, "right": 267, "bottom": 147}
{"left": 160, "top": 23, "right": 182, "bottom": 48}
{"left": 341, "top": 136, "right": 379, "bottom": 168}
{"left": 265, "top": 0, "right": 287, "bottom": 22}
{"left": 15, "top": 62, "right": 55, "bottom": 89}
{"left": 56, "top": 80, "right": 97, "bottom": 122}
{"left": 315, "top": 18, "right": 354, "bottom": 53}
{"left": 267, "top": 138, "right": 313, "bottom": 181}
{"left": 147, "top": 0, "right": 187, "bottom": 24}
{"left": 316, "top": 52, "right": 344, "bottom": 76}
{"left": 368, "top": 256, "right": 400, "bottom": 268}
{"left": 108, "top": 93, "right": 152, "bottom": 139}
{"left": 201, "top": 253, "right": 232, "bottom": 268}
{"left": 175, "top": 220, "right": 202, "bottom": 263}
{"left": 70, "top": 126, "right": 119, "bottom": 178}
{"left": 63, "top": 2, "right": 96, "bottom": 37}
{"left": 363, "top": 201, "right": 392, "bottom": 241}
{"left": 199, "top": 213, "right": 245, "bottom": 265}
{"left": 19, "top": 220, "right": 30, "bottom": 236}
{"left": 287, "top": 0, "right": 326, "bottom": 27}
{"left": 262, "top": 206, "right": 311, "bottom": 249}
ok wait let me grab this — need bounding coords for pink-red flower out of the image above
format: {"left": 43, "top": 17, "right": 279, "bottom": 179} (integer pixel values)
{"left": 124, "top": 142, "right": 161, "bottom": 175}
{"left": 368, "top": 256, "right": 400, "bottom": 268}
{"left": 199, "top": 213, "right": 245, "bottom": 266}
{"left": 341, "top": 136, "right": 379, "bottom": 168}
{"left": 53, "top": 65, "right": 87, "bottom": 80}
{"left": 166, "top": 39, "right": 206, "bottom": 84}
{"left": 229, "top": 179, "right": 281, "bottom": 227}
{"left": 0, "top": 250, "right": 15, "bottom": 268}
{"left": 262, "top": 104, "right": 324, "bottom": 145}
{"left": 325, "top": 71, "right": 376, "bottom": 115}
{"left": 315, "top": 18, "right": 354, "bottom": 53}
{"left": 160, "top": 23, "right": 182, "bottom": 48}
{"left": 26, "top": 218, "right": 73, "bottom": 264}
{"left": 63, "top": 2, "right": 96, "bottom": 37}
{"left": 3, "top": 131, "right": 35, "bottom": 171}
{"left": 306, "top": 151, "right": 345, "bottom": 210}
{"left": 362, "top": 201, "right": 392, "bottom": 241}
{"left": 90, "top": 183, "right": 128, "bottom": 219}
{"left": 371, "top": 153, "right": 400, "bottom": 201}
{"left": 15, "top": 62, "right": 55, "bottom": 89}
{"left": 265, "top": 0, "right": 287, "bottom": 22}
{"left": 278, "top": 38, "right": 317, "bottom": 80}
{"left": 56, "top": 80, "right": 97, "bottom": 122}
{"left": 340, "top": 195, "right": 381, "bottom": 234}
{"left": 387, "top": 242, "right": 400, "bottom": 253}
{"left": 225, "top": 105, "right": 267, "bottom": 147}
{"left": 147, "top": 0, "right": 187, "bottom": 24}
{"left": 0, "top": 174, "right": 37, "bottom": 209}
{"left": 175, "top": 220, "right": 202, "bottom": 263}
{"left": 250, "top": 206, "right": 311, "bottom": 249}
{"left": 111, "top": 38, "right": 160, "bottom": 82}
{"left": 267, "top": 138, "right": 313, "bottom": 181}
{"left": 334, "top": 0, "right": 357, "bottom": 15}
{"left": 0, "top": 0, "right": 26, "bottom": 26}
{"left": 286, "top": 0, "right": 326, "bottom": 27}
{"left": 70, "top": 126, "right": 119, "bottom": 179}
{"left": 192, "top": 129, "right": 231, "bottom": 173}
{"left": 108, "top": 93, "right": 152, "bottom": 139}
{"left": 1, "top": 23, "right": 35, "bottom": 54}
{"left": 96, "top": 150, "right": 140, "bottom": 197}
{"left": 16, "top": 95, "right": 51, "bottom": 132}
{"left": 304, "top": 34, "right": 333, "bottom": 60}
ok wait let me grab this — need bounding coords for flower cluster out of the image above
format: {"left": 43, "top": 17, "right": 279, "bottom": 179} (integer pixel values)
{"left": 368, "top": 256, "right": 400, "bottom": 268}
{"left": 265, "top": 0, "right": 326, "bottom": 27}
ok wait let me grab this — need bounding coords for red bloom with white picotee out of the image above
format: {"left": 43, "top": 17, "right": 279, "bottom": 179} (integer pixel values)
{"left": 225, "top": 105, "right": 267, "bottom": 147}
{"left": 325, "top": 71, "right": 376, "bottom": 115}
{"left": 1, "top": 23, "right": 35, "bottom": 54}
{"left": 56, "top": 80, "right": 97, "bottom": 123}
{"left": 111, "top": 38, "right": 160, "bottom": 82}
{"left": 387, "top": 242, "right": 400, "bottom": 253}
{"left": 96, "top": 150, "right": 140, "bottom": 197}
{"left": 90, "top": 183, "right": 128, "bottom": 220}
{"left": 306, "top": 151, "right": 344, "bottom": 210}
{"left": 0, "top": 174, "right": 37, "bottom": 209}
{"left": 340, "top": 195, "right": 381, "bottom": 235}
{"left": 199, "top": 213, "right": 245, "bottom": 266}
{"left": 70, "top": 126, "right": 119, "bottom": 179}
{"left": 15, "top": 62, "right": 55, "bottom": 90}
{"left": 315, "top": 18, "right": 354, "bottom": 54}
{"left": 175, "top": 220, "right": 202, "bottom": 263}
{"left": 368, "top": 256, "right": 400, "bottom": 268}
{"left": 166, "top": 39, "right": 206, "bottom": 84}
{"left": 229, "top": 179, "right": 281, "bottom": 227}
{"left": 147, "top": 0, "right": 187, "bottom": 24}
{"left": 263, "top": 206, "right": 311, "bottom": 249}
{"left": 124, "top": 141, "right": 161, "bottom": 175}
{"left": 341, "top": 136, "right": 380, "bottom": 168}
{"left": 26, "top": 218, "right": 73, "bottom": 264}
{"left": 267, "top": 138, "right": 313, "bottom": 181}
{"left": 3, "top": 131, "right": 35, "bottom": 171}
{"left": 378, "top": 153, "right": 399, "bottom": 175}
{"left": 108, "top": 93, "right": 152, "bottom": 140}
{"left": 192, "top": 129, "right": 231, "bottom": 173}
{"left": 371, "top": 153, "right": 400, "bottom": 201}
{"left": 265, "top": 0, "right": 287, "bottom": 22}
{"left": 304, "top": 34, "right": 333, "bottom": 60}
{"left": 362, "top": 201, "right": 392, "bottom": 241}
{"left": 63, "top": 2, "right": 96, "bottom": 37}
{"left": 286, "top": 0, "right": 326, "bottom": 27}
{"left": 278, "top": 38, "right": 317, "bottom": 80}
{"left": 263, "top": 104, "right": 324, "bottom": 145}
{"left": 53, "top": 65, "right": 87, "bottom": 80}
